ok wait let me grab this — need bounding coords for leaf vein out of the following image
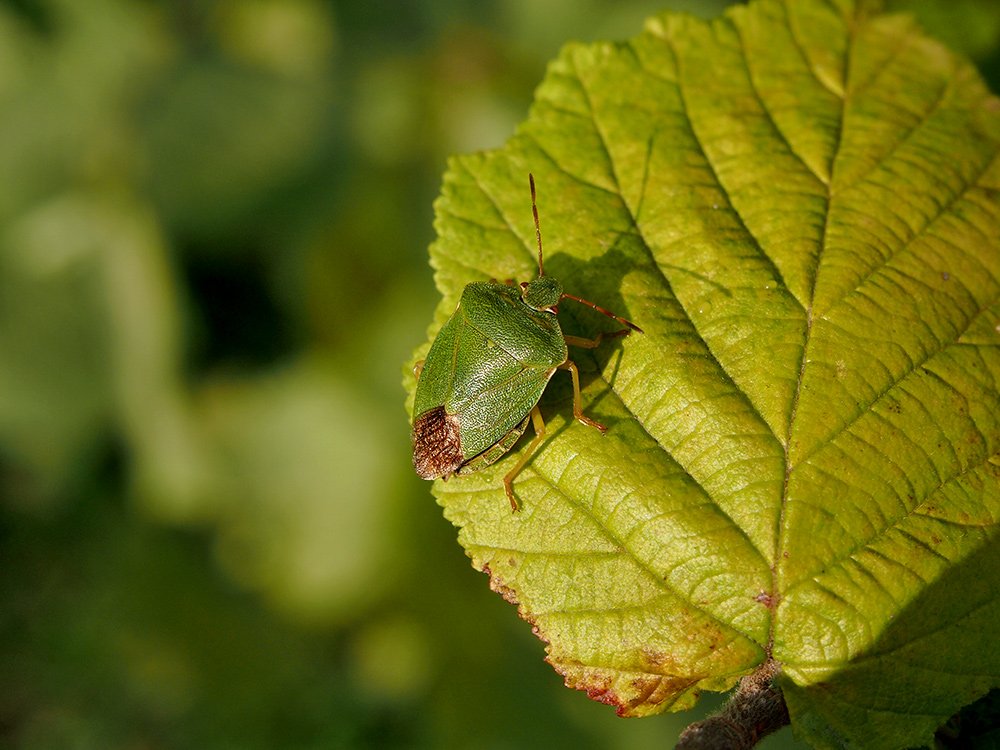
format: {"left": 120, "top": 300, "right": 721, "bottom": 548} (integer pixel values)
{"left": 782, "top": 0, "right": 847, "bottom": 100}
{"left": 784, "top": 449, "right": 1000, "bottom": 598}
{"left": 734, "top": 8, "right": 830, "bottom": 187}
{"left": 559, "top": 45, "right": 784, "bottom": 567}
{"left": 797, "top": 283, "right": 1000, "bottom": 467}
{"left": 818, "top": 148, "right": 1000, "bottom": 318}
{"left": 528, "top": 466, "right": 764, "bottom": 647}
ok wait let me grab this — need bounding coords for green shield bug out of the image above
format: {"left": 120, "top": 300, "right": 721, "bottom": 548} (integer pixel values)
{"left": 411, "top": 174, "right": 642, "bottom": 511}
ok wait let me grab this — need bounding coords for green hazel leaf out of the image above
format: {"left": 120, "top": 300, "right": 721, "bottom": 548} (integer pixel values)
{"left": 406, "top": 0, "right": 1000, "bottom": 746}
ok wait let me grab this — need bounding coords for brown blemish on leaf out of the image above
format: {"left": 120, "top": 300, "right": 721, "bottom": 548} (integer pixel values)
{"left": 531, "top": 623, "right": 550, "bottom": 645}
{"left": 551, "top": 661, "right": 702, "bottom": 717}
{"left": 640, "top": 647, "right": 681, "bottom": 673}
{"left": 755, "top": 590, "right": 776, "bottom": 608}
{"left": 546, "top": 647, "right": 709, "bottom": 717}
{"left": 627, "top": 673, "right": 702, "bottom": 716}
{"left": 681, "top": 617, "right": 729, "bottom": 654}
{"left": 479, "top": 568, "right": 713, "bottom": 717}
{"left": 566, "top": 672, "right": 620, "bottom": 711}
{"left": 488, "top": 574, "right": 521, "bottom": 607}
{"left": 412, "top": 405, "right": 463, "bottom": 478}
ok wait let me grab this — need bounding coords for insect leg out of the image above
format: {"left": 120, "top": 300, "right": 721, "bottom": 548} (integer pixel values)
{"left": 503, "top": 406, "right": 547, "bottom": 512}
{"left": 558, "top": 360, "right": 607, "bottom": 433}
{"left": 413, "top": 360, "right": 424, "bottom": 379}
{"left": 563, "top": 330, "right": 629, "bottom": 350}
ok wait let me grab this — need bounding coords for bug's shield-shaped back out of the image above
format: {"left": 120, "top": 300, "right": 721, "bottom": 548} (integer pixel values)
{"left": 412, "top": 406, "right": 463, "bottom": 479}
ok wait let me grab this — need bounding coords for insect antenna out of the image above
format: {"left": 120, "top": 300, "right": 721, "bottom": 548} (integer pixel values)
{"left": 529, "top": 173, "right": 545, "bottom": 277}
{"left": 561, "top": 291, "right": 644, "bottom": 333}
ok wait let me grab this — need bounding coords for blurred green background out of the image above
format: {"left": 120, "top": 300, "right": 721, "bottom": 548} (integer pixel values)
{"left": 1, "top": 1, "right": 997, "bottom": 748}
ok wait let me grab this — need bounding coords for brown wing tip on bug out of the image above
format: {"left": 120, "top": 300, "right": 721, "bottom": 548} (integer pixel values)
{"left": 412, "top": 406, "right": 464, "bottom": 479}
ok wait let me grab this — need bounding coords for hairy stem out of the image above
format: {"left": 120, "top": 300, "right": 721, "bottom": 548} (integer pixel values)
{"left": 676, "top": 660, "right": 789, "bottom": 750}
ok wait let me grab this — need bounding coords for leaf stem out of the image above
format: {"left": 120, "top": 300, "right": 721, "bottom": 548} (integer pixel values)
{"left": 675, "top": 660, "right": 789, "bottom": 750}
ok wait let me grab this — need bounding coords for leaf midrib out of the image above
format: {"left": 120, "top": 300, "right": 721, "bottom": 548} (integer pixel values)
{"left": 771, "top": 0, "right": 853, "bottom": 654}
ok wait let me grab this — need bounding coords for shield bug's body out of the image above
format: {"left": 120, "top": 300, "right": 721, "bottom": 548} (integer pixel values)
{"left": 412, "top": 174, "right": 641, "bottom": 511}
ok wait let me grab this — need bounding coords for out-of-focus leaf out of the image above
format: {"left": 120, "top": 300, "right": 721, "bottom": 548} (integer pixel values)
{"left": 199, "top": 358, "right": 397, "bottom": 623}
{"left": 0, "top": 195, "right": 115, "bottom": 502}
{"left": 892, "top": 0, "right": 1000, "bottom": 60}
{"left": 141, "top": 63, "right": 333, "bottom": 237}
